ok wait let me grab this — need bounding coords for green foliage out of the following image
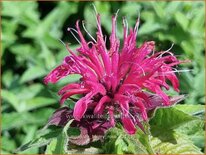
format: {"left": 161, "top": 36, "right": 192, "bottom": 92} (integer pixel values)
{"left": 1, "top": 1, "right": 205, "bottom": 154}
{"left": 150, "top": 132, "right": 203, "bottom": 154}
{"left": 44, "top": 120, "right": 74, "bottom": 154}
{"left": 15, "top": 127, "right": 63, "bottom": 153}
{"left": 103, "top": 127, "right": 148, "bottom": 154}
{"left": 149, "top": 107, "right": 199, "bottom": 143}
{"left": 102, "top": 107, "right": 204, "bottom": 154}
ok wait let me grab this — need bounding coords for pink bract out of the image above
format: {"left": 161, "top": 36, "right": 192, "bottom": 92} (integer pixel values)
{"left": 44, "top": 13, "right": 185, "bottom": 134}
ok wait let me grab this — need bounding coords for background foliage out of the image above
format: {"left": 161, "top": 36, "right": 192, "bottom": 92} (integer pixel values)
{"left": 1, "top": 1, "right": 205, "bottom": 154}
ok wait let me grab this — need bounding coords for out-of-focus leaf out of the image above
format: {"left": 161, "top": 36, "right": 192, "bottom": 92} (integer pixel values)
{"left": 2, "top": 108, "right": 54, "bottom": 130}
{"left": 194, "top": 69, "right": 205, "bottom": 96}
{"left": 2, "top": 1, "right": 39, "bottom": 22}
{"left": 10, "top": 44, "right": 36, "bottom": 65}
{"left": 84, "top": 1, "right": 112, "bottom": 37}
{"left": 2, "top": 70, "right": 14, "bottom": 88}
{"left": 165, "top": 2, "right": 181, "bottom": 16}
{"left": 24, "top": 97, "right": 56, "bottom": 111}
{"left": 121, "top": 2, "right": 141, "bottom": 27}
{"left": 56, "top": 74, "right": 81, "bottom": 86}
{"left": 2, "top": 136, "right": 17, "bottom": 152}
{"left": 151, "top": 2, "right": 166, "bottom": 19}
{"left": 10, "top": 44, "right": 33, "bottom": 57}
{"left": 40, "top": 42, "right": 56, "bottom": 69}
{"left": 139, "top": 22, "right": 162, "bottom": 35}
{"left": 2, "top": 19, "right": 18, "bottom": 51}
{"left": 174, "top": 12, "right": 189, "bottom": 31}
{"left": 20, "top": 66, "right": 47, "bottom": 83}
{"left": 17, "top": 84, "right": 43, "bottom": 100}
{"left": 1, "top": 89, "right": 20, "bottom": 112}
{"left": 22, "top": 2, "right": 77, "bottom": 49}
{"left": 18, "top": 126, "right": 39, "bottom": 154}
{"left": 190, "top": 5, "right": 204, "bottom": 30}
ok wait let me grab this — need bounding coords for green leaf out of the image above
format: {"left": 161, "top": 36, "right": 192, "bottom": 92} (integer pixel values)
{"left": 2, "top": 136, "right": 17, "bottom": 152}
{"left": 24, "top": 97, "right": 56, "bottom": 111}
{"left": 2, "top": 86, "right": 53, "bottom": 112}
{"left": 190, "top": 6, "right": 204, "bottom": 30}
{"left": 175, "top": 118, "right": 205, "bottom": 149}
{"left": 84, "top": 1, "right": 112, "bottom": 37}
{"left": 165, "top": 2, "right": 181, "bottom": 16}
{"left": 45, "top": 119, "right": 74, "bottom": 154}
{"left": 174, "top": 12, "right": 189, "bottom": 31}
{"left": 2, "top": 70, "right": 13, "bottom": 88}
{"left": 1, "top": 89, "right": 20, "bottom": 112}
{"left": 139, "top": 22, "right": 162, "bottom": 35}
{"left": 18, "top": 126, "right": 39, "bottom": 154}
{"left": 16, "top": 127, "right": 62, "bottom": 153}
{"left": 67, "top": 127, "right": 81, "bottom": 137}
{"left": 45, "top": 132, "right": 66, "bottom": 154}
{"left": 2, "top": 108, "right": 54, "bottom": 130}
{"left": 149, "top": 107, "right": 198, "bottom": 143}
{"left": 1, "top": 19, "right": 18, "bottom": 51}
{"left": 17, "top": 84, "right": 43, "bottom": 100}
{"left": 40, "top": 42, "right": 56, "bottom": 69}
{"left": 151, "top": 132, "right": 203, "bottom": 154}
{"left": 20, "top": 66, "right": 47, "bottom": 83}
{"left": 103, "top": 127, "right": 148, "bottom": 154}
{"left": 174, "top": 104, "right": 204, "bottom": 116}
{"left": 2, "top": 1, "right": 39, "bottom": 22}
{"left": 151, "top": 2, "right": 166, "bottom": 19}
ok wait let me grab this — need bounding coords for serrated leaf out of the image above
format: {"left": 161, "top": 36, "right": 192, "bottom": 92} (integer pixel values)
{"left": 103, "top": 127, "right": 148, "bottom": 154}
{"left": 151, "top": 132, "right": 203, "bottom": 154}
{"left": 45, "top": 119, "right": 74, "bottom": 154}
{"left": 19, "top": 126, "right": 39, "bottom": 154}
{"left": 45, "top": 133, "right": 66, "bottom": 154}
{"left": 175, "top": 119, "right": 205, "bottom": 149}
{"left": 174, "top": 104, "right": 204, "bottom": 116}
{"left": 150, "top": 107, "right": 198, "bottom": 143}
{"left": 16, "top": 127, "right": 62, "bottom": 153}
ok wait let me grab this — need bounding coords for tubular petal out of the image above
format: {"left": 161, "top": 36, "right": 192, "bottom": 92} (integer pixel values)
{"left": 121, "top": 117, "right": 136, "bottom": 134}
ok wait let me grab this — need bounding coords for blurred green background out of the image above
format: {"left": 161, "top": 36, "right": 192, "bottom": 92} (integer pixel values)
{"left": 1, "top": 1, "right": 205, "bottom": 154}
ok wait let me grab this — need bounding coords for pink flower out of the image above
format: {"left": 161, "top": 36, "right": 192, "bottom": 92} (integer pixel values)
{"left": 44, "top": 13, "right": 185, "bottom": 134}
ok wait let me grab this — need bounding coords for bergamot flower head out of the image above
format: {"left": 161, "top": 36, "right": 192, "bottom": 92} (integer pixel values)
{"left": 44, "top": 11, "right": 186, "bottom": 134}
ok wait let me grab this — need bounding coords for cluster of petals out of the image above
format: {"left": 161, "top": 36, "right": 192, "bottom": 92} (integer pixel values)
{"left": 44, "top": 12, "right": 184, "bottom": 134}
